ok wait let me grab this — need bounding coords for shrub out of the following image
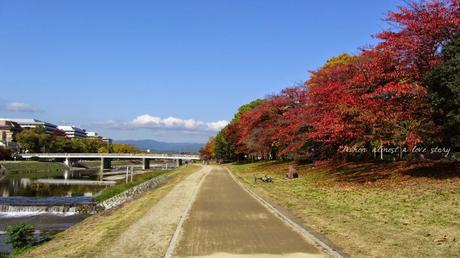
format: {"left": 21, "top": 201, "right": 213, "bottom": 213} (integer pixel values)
{"left": 5, "top": 223, "right": 35, "bottom": 250}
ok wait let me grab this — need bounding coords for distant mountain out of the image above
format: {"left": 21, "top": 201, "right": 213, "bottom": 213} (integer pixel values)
{"left": 115, "top": 139, "right": 203, "bottom": 153}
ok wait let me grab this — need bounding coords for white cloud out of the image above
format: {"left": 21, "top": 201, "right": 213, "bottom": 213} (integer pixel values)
{"left": 207, "top": 120, "right": 229, "bottom": 131}
{"left": 3, "top": 102, "right": 40, "bottom": 112}
{"left": 132, "top": 114, "right": 161, "bottom": 126}
{"left": 128, "top": 114, "right": 228, "bottom": 131}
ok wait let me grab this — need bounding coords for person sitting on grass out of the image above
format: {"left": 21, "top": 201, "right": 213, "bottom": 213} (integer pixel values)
{"left": 286, "top": 165, "right": 298, "bottom": 179}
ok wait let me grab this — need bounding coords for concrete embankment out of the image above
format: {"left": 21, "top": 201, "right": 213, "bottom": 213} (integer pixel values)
{"left": 98, "top": 174, "right": 168, "bottom": 210}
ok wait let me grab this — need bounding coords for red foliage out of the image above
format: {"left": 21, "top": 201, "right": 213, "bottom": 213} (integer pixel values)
{"left": 272, "top": 87, "right": 311, "bottom": 157}
{"left": 206, "top": 0, "right": 459, "bottom": 161}
{"left": 236, "top": 99, "right": 281, "bottom": 158}
{"left": 199, "top": 138, "right": 214, "bottom": 160}
{"left": 376, "top": 0, "right": 460, "bottom": 80}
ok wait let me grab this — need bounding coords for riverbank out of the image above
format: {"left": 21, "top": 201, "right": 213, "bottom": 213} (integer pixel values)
{"left": 0, "top": 161, "right": 66, "bottom": 175}
{"left": 79, "top": 160, "right": 142, "bottom": 169}
{"left": 21, "top": 164, "right": 203, "bottom": 258}
{"left": 95, "top": 169, "right": 169, "bottom": 202}
{"left": 226, "top": 161, "right": 460, "bottom": 258}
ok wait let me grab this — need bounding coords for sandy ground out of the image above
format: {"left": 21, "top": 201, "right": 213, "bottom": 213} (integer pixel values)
{"left": 172, "top": 167, "right": 327, "bottom": 258}
{"left": 100, "top": 165, "right": 211, "bottom": 258}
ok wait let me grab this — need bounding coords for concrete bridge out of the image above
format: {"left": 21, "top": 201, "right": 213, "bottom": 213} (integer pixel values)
{"left": 20, "top": 153, "right": 200, "bottom": 171}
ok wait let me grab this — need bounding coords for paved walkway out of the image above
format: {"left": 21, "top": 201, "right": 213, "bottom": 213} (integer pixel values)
{"left": 172, "top": 167, "right": 327, "bottom": 258}
{"left": 101, "top": 166, "right": 211, "bottom": 258}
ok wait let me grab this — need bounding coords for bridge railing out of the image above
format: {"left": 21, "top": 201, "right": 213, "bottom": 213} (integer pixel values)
{"left": 20, "top": 153, "right": 200, "bottom": 160}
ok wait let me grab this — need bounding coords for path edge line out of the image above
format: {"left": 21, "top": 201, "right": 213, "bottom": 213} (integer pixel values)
{"left": 164, "top": 165, "right": 211, "bottom": 258}
{"left": 224, "top": 166, "right": 345, "bottom": 258}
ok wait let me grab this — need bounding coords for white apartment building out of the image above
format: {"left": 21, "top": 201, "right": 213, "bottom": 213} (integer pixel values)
{"left": 86, "top": 131, "right": 101, "bottom": 139}
{"left": 57, "top": 125, "right": 87, "bottom": 138}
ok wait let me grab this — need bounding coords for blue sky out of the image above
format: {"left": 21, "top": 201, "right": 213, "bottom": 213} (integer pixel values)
{"left": 0, "top": 0, "right": 401, "bottom": 143}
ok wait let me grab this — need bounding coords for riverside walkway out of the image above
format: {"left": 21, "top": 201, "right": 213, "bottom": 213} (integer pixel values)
{"left": 170, "top": 167, "right": 329, "bottom": 257}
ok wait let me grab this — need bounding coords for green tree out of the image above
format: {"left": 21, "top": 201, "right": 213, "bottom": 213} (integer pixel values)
{"left": 49, "top": 136, "right": 72, "bottom": 153}
{"left": 425, "top": 33, "right": 460, "bottom": 148}
{"left": 213, "top": 131, "right": 233, "bottom": 161}
{"left": 98, "top": 145, "right": 109, "bottom": 153}
{"left": 16, "top": 126, "right": 51, "bottom": 153}
{"left": 112, "top": 144, "right": 138, "bottom": 153}
{"left": 83, "top": 139, "right": 106, "bottom": 153}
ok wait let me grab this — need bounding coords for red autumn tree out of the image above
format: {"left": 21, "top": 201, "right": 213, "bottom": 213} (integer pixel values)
{"left": 271, "top": 86, "right": 312, "bottom": 158}
{"left": 210, "top": 0, "right": 460, "bottom": 162}
{"left": 222, "top": 99, "right": 265, "bottom": 159}
{"left": 376, "top": 0, "right": 460, "bottom": 81}
{"left": 237, "top": 98, "right": 283, "bottom": 159}
{"left": 306, "top": 54, "right": 369, "bottom": 155}
{"left": 199, "top": 137, "right": 215, "bottom": 161}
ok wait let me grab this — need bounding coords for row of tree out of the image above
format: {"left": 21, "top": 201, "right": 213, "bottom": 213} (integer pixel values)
{"left": 16, "top": 126, "right": 139, "bottom": 154}
{"left": 201, "top": 0, "right": 460, "bottom": 162}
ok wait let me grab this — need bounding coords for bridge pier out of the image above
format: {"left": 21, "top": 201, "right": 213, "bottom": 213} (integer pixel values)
{"left": 176, "top": 159, "right": 183, "bottom": 167}
{"left": 142, "top": 158, "right": 150, "bottom": 170}
{"left": 101, "top": 158, "right": 112, "bottom": 170}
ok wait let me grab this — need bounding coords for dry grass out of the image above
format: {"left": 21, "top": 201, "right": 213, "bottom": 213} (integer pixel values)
{"left": 21, "top": 164, "right": 202, "bottom": 258}
{"left": 227, "top": 161, "right": 460, "bottom": 258}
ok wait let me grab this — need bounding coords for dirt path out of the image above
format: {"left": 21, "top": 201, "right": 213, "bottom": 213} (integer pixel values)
{"left": 171, "top": 167, "right": 328, "bottom": 258}
{"left": 101, "top": 165, "right": 212, "bottom": 258}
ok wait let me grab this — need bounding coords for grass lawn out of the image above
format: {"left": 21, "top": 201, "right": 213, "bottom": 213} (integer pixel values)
{"left": 227, "top": 161, "right": 460, "bottom": 258}
{"left": 0, "top": 161, "right": 66, "bottom": 174}
{"left": 21, "top": 164, "right": 202, "bottom": 258}
{"left": 94, "top": 170, "right": 169, "bottom": 202}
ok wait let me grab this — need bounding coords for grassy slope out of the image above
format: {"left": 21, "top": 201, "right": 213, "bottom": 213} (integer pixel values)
{"left": 21, "top": 164, "right": 202, "bottom": 258}
{"left": 0, "top": 161, "right": 66, "bottom": 174}
{"left": 94, "top": 170, "right": 169, "bottom": 202}
{"left": 79, "top": 160, "right": 142, "bottom": 168}
{"left": 227, "top": 161, "right": 460, "bottom": 258}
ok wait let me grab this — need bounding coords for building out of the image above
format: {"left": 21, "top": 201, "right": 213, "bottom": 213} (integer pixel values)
{"left": 57, "top": 126, "right": 87, "bottom": 138}
{"left": 0, "top": 120, "right": 22, "bottom": 153}
{"left": 0, "top": 120, "right": 22, "bottom": 143}
{"left": 87, "top": 131, "right": 112, "bottom": 147}
{"left": 86, "top": 131, "right": 101, "bottom": 139}
{"left": 102, "top": 137, "right": 112, "bottom": 145}
{"left": 0, "top": 118, "right": 58, "bottom": 134}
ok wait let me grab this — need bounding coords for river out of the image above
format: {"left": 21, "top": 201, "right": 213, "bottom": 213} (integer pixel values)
{"left": 0, "top": 166, "right": 121, "bottom": 255}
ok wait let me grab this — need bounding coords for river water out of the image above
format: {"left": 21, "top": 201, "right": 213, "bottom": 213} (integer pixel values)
{"left": 0, "top": 169, "right": 109, "bottom": 198}
{"left": 0, "top": 168, "right": 109, "bottom": 255}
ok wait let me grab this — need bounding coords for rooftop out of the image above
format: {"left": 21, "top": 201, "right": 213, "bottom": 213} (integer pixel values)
{"left": 57, "top": 125, "right": 86, "bottom": 132}
{"left": 0, "top": 120, "right": 22, "bottom": 131}
{"left": 0, "top": 118, "right": 56, "bottom": 126}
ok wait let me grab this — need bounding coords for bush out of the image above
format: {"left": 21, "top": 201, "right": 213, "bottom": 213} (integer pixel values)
{"left": 5, "top": 223, "right": 35, "bottom": 250}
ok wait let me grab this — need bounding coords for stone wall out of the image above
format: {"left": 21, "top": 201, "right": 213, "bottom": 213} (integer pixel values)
{"left": 97, "top": 175, "right": 168, "bottom": 210}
